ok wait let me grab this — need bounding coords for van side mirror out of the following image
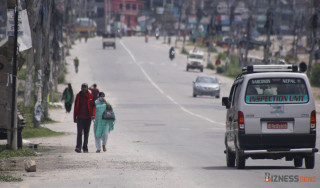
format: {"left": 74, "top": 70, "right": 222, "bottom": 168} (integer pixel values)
{"left": 222, "top": 97, "right": 230, "bottom": 109}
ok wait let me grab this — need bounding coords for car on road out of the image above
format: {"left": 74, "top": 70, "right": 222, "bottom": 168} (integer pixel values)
{"left": 193, "top": 75, "right": 220, "bottom": 98}
{"left": 222, "top": 65, "right": 318, "bottom": 169}
{"left": 186, "top": 49, "right": 205, "bottom": 72}
{"left": 102, "top": 33, "right": 116, "bottom": 49}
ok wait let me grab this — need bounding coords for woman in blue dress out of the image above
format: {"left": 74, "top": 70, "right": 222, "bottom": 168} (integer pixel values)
{"left": 94, "top": 92, "right": 115, "bottom": 153}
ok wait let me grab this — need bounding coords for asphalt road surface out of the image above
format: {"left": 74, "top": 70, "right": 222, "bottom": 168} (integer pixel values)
{"left": 6, "top": 36, "right": 320, "bottom": 188}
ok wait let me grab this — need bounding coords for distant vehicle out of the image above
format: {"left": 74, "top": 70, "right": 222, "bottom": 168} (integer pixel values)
{"left": 75, "top": 17, "right": 96, "bottom": 34}
{"left": 193, "top": 75, "right": 220, "bottom": 98}
{"left": 222, "top": 65, "right": 318, "bottom": 169}
{"left": 217, "top": 37, "right": 233, "bottom": 47}
{"left": 186, "top": 49, "right": 205, "bottom": 72}
{"left": 102, "top": 33, "right": 116, "bottom": 49}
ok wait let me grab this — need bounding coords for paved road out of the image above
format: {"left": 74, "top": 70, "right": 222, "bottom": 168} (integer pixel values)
{"left": 6, "top": 36, "right": 320, "bottom": 188}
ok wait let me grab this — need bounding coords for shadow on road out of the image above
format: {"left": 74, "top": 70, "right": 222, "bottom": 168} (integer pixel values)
{"left": 203, "top": 166, "right": 301, "bottom": 170}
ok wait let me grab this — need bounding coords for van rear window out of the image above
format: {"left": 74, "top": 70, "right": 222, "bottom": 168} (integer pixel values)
{"left": 245, "top": 78, "right": 309, "bottom": 104}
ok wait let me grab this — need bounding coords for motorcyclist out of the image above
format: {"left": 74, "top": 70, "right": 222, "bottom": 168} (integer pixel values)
{"left": 169, "top": 47, "right": 175, "bottom": 60}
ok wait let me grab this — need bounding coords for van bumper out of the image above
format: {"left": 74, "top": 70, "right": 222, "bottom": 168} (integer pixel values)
{"left": 238, "top": 131, "right": 316, "bottom": 150}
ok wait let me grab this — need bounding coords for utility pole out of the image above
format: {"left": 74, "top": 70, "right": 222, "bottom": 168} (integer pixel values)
{"left": 175, "top": 0, "right": 183, "bottom": 47}
{"left": 207, "top": 1, "right": 217, "bottom": 66}
{"left": 263, "top": 0, "right": 273, "bottom": 64}
{"left": 244, "top": 1, "right": 253, "bottom": 67}
{"left": 307, "top": 6, "right": 318, "bottom": 77}
{"left": 182, "top": 0, "right": 190, "bottom": 52}
{"left": 7, "top": 0, "right": 19, "bottom": 150}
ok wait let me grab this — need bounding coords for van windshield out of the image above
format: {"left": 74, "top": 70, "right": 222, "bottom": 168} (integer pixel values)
{"left": 245, "top": 78, "right": 309, "bottom": 104}
{"left": 189, "top": 54, "right": 203, "bottom": 59}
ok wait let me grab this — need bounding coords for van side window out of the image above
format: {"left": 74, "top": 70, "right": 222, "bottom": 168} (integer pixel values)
{"left": 229, "top": 85, "right": 235, "bottom": 102}
{"left": 232, "top": 83, "right": 242, "bottom": 107}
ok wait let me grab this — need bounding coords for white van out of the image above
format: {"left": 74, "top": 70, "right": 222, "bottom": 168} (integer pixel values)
{"left": 222, "top": 65, "right": 318, "bottom": 169}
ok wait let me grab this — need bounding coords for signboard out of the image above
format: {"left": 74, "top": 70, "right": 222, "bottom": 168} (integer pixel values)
{"left": 7, "top": 9, "right": 23, "bottom": 36}
{"left": 0, "top": 1, "right": 7, "bottom": 47}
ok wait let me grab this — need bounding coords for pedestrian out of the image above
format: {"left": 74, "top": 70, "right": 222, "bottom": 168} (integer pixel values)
{"left": 89, "top": 84, "right": 99, "bottom": 101}
{"left": 94, "top": 92, "right": 115, "bottom": 153}
{"left": 74, "top": 57, "right": 79, "bottom": 73}
{"left": 61, "top": 83, "right": 74, "bottom": 113}
{"left": 74, "top": 83, "right": 96, "bottom": 153}
{"left": 215, "top": 57, "right": 221, "bottom": 66}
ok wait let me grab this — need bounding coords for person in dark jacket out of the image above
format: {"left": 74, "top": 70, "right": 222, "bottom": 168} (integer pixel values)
{"left": 61, "top": 83, "right": 74, "bottom": 113}
{"left": 74, "top": 83, "right": 96, "bottom": 153}
{"left": 89, "top": 83, "right": 99, "bottom": 101}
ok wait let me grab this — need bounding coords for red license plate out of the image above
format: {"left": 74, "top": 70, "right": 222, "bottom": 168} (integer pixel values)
{"left": 267, "top": 122, "right": 288, "bottom": 129}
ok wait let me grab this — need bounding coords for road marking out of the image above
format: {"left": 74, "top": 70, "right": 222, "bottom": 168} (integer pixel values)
{"left": 120, "top": 41, "right": 224, "bottom": 126}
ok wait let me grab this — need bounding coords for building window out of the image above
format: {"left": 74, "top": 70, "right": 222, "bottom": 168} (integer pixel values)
{"left": 132, "top": 4, "right": 137, "bottom": 10}
{"left": 120, "top": 3, "right": 123, "bottom": 10}
{"left": 126, "top": 4, "right": 130, "bottom": 10}
{"left": 97, "top": 7, "right": 104, "bottom": 17}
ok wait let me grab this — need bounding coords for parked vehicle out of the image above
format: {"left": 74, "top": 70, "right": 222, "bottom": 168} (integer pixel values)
{"left": 193, "top": 75, "right": 220, "bottom": 98}
{"left": 222, "top": 65, "right": 318, "bottom": 169}
{"left": 186, "top": 49, "right": 205, "bottom": 72}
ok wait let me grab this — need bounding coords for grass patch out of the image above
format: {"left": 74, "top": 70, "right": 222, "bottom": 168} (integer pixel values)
{"left": 22, "top": 126, "right": 64, "bottom": 139}
{"left": 17, "top": 102, "right": 64, "bottom": 139}
{"left": 181, "top": 48, "right": 189, "bottom": 55}
{"left": 0, "top": 175, "right": 23, "bottom": 182}
{"left": 0, "top": 145, "right": 37, "bottom": 159}
{"left": 18, "top": 68, "right": 26, "bottom": 80}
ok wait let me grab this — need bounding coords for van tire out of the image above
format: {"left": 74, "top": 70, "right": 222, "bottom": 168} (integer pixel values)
{"left": 294, "top": 158, "right": 303, "bottom": 167}
{"left": 226, "top": 149, "right": 235, "bottom": 167}
{"left": 305, "top": 155, "right": 315, "bottom": 169}
{"left": 236, "top": 149, "right": 245, "bottom": 169}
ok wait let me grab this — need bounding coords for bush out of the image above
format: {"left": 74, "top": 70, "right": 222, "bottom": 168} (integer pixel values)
{"left": 311, "top": 63, "right": 320, "bottom": 87}
{"left": 18, "top": 68, "right": 26, "bottom": 80}
{"left": 216, "top": 66, "right": 225, "bottom": 74}
{"left": 206, "top": 62, "right": 215, "bottom": 70}
{"left": 217, "top": 52, "right": 227, "bottom": 61}
{"left": 58, "top": 71, "right": 65, "bottom": 84}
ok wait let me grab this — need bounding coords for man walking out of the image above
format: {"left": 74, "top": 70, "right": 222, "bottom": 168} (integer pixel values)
{"left": 89, "top": 84, "right": 100, "bottom": 102}
{"left": 74, "top": 83, "right": 96, "bottom": 153}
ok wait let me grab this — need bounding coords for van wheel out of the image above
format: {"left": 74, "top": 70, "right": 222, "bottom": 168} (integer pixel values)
{"left": 294, "top": 158, "right": 303, "bottom": 167}
{"left": 215, "top": 95, "right": 220, "bottom": 99}
{"left": 226, "top": 149, "right": 235, "bottom": 167}
{"left": 305, "top": 154, "right": 315, "bottom": 169}
{"left": 193, "top": 93, "right": 197, "bottom": 97}
{"left": 236, "top": 149, "right": 245, "bottom": 169}
{"left": 200, "top": 68, "right": 203, "bottom": 72}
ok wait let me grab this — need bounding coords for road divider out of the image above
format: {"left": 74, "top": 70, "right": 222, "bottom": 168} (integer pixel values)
{"left": 120, "top": 40, "right": 225, "bottom": 128}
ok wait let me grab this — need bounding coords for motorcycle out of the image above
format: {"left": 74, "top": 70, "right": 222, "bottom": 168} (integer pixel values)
{"left": 169, "top": 50, "right": 175, "bottom": 60}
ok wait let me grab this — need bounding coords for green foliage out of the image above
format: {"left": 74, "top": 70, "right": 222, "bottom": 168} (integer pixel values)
{"left": 206, "top": 62, "right": 215, "bottom": 70}
{"left": 18, "top": 68, "right": 26, "bottom": 80}
{"left": 22, "top": 126, "right": 63, "bottom": 138}
{"left": 58, "top": 71, "right": 65, "bottom": 84}
{"left": 0, "top": 149, "right": 36, "bottom": 159}
{"left": 311, "top": 63, "right": 320, "bottom": 87}
{"left": 225, "top": 66, "right": 242, "bottom": 78}
{"left": 181, "top": 48, "right": 189, "bottom": 55}
{"left": 17, "top": 102, "right": 64, "bottom": 139}
{"left": 216, "top": 66, "right": 225, "bottom": 74}
{"left": 217, "top": 53, "right": 227, "bottom": 61}
{"left": 0, "top": 175, "right": 23, "bottom": 182}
